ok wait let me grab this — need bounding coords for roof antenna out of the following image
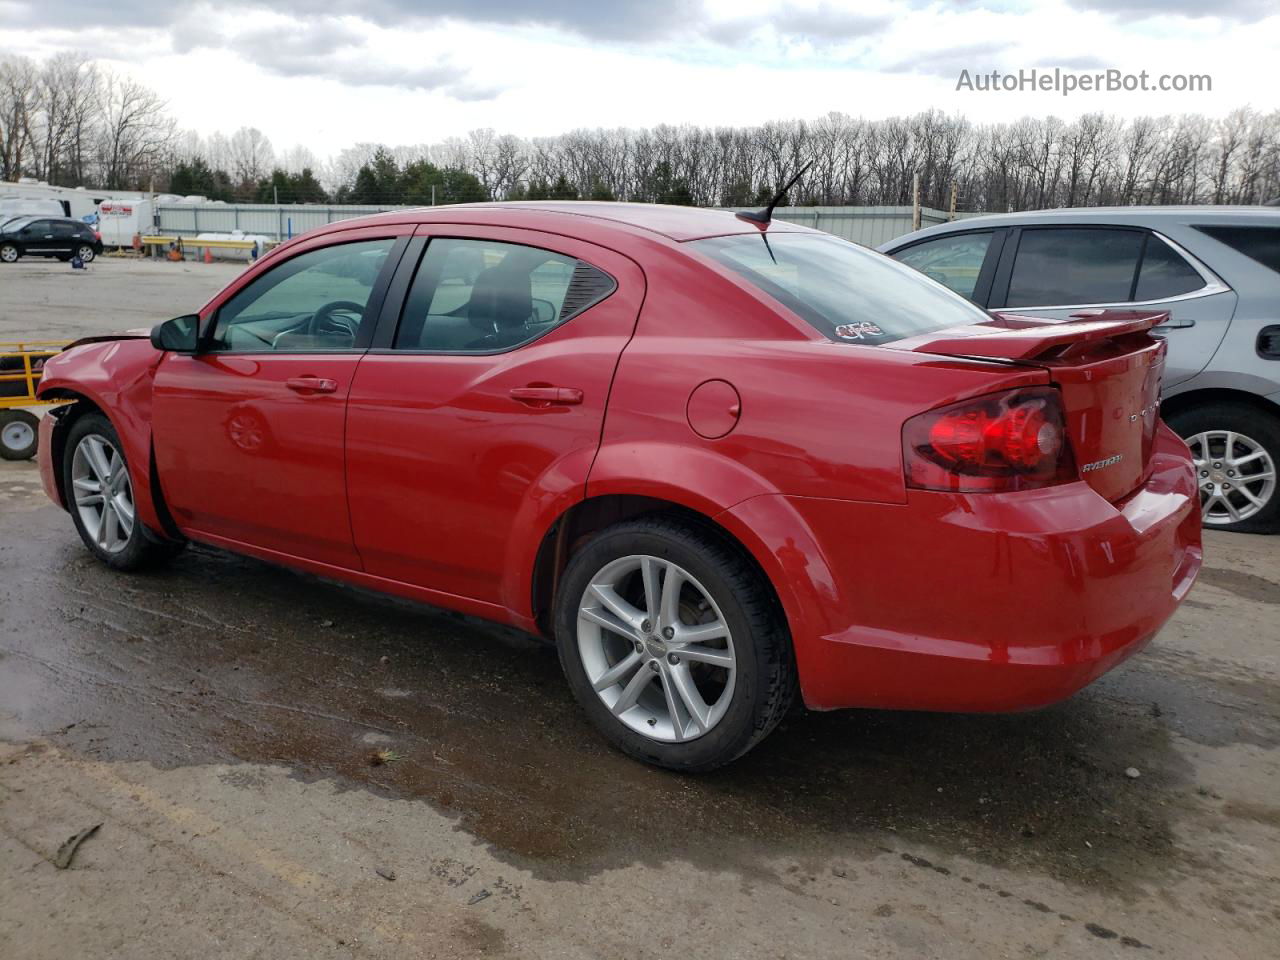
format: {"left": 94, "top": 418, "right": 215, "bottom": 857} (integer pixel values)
{"left": 736, "top": 160, "right": 813, "bottom": 225}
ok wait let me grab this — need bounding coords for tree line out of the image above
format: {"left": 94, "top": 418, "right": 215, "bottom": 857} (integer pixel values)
{"left": 4, "top": 53, "right": 1279, "bottom": 211}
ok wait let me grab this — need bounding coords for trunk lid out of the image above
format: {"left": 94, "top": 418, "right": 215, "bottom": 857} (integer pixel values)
{"left": 894, "top": 309, "right": 1168, "bottom": 502}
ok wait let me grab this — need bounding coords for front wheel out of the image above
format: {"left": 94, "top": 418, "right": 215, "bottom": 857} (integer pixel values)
{"left": 554, "top": 516, "right": 796, "bottom": 771}
{"left": 0, "top": 243, "right": 18, "bottom": 263}
{"left": 1166, "top": 402, "right": 1280, "bottom": 534}
{"left": 63, "top": 412, "right": 184, "bottom": 569}
{"left": 0, "top": 410, "right": 39, "bottom": 460}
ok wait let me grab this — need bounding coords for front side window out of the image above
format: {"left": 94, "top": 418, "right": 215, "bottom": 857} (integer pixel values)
{"left": 209, "top": 238, "right": 396, "bottom": 352}
{"left": 394, "top": 238, "right": 615, "bottom": 352}
{"left": 692, "top": 232, "right": 992, "bottom": 345}
{"left": 1005, "top": 228, "right": 1144, "bottom": 307}
{"left": 892, "top": 232, "right": 993, "bottom": 300}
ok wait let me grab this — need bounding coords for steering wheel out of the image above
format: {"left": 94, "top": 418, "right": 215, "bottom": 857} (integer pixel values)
{"left": 308, "top": 300, "right": 365, "bottom": 338}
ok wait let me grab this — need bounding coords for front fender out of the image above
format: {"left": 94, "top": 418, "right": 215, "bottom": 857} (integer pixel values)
{"left": 37, "top": 340, "right": 166, "bottom": 534}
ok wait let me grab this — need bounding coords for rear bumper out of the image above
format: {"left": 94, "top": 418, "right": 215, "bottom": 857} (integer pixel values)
{"left": 731, "top": 422, "right": 1202, "bottom": 713}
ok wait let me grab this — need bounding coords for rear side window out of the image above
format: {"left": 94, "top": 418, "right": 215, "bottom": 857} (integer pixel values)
{"left": 1194, "top": 225, "right": 1280, "bottom": 275}
{"left": 1006, "top": 228, "right": 1144, "bottom": 307}
{"left": 1134, "top": 235, "right": 1205, "bottom": 300}
{"left": 892, "top": 232, "right": 993, "bottom": 300}
{"left": 394, "top": 238, "right": 615, "bottom": 353}
{"left": 692, "top": 232, "right": 992, "bottom": 344}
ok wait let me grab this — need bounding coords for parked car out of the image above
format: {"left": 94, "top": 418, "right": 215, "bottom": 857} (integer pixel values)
{"left": 882, "top": 207, "right": 1280, "bottom": 533}
{"left": 0, "top": 216, "right": 102, "bottom": 264}
{"left": 34, "top": 203, "right": 1201, "bottom": 770}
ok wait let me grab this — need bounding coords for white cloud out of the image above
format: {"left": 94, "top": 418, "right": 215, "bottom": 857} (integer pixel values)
{"left": 0, "top": 0, "right": 1275, "bottom": 155}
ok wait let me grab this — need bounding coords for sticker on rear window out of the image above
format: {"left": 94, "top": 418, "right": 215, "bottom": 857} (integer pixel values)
{"left": 833, "top": 321, "right": 884, "bottom": 341}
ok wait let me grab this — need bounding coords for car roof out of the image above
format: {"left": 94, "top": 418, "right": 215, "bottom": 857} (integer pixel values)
{"left": 317, "top": 201, "right": 818, "bottom": 244}
{"left": 885, "top": 205, "right": 1280, "bottom": 248}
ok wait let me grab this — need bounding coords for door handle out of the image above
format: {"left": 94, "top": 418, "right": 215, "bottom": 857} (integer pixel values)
{"left": 286, "top": 376, "right": 339, "bottom": 394}
{"left": 509, "top": 385, "right": 583, "bottom": 406}
{"left": 1153, "top": 318, "right": 1195, "bottom": 330}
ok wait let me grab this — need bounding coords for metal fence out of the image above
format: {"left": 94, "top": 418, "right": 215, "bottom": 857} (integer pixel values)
{"left": 156, "top": 202, "right": 984, "bottom": 246}
{"left": 741, "top": 206, "right": 986, "bottom": 246}
{"left": 155, "top": 203, "right": 403, "bottom": 240}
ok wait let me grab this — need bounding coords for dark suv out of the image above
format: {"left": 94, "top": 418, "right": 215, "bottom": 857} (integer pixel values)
{"left": 0, "top": 216, "right": 102, "bottom": 264}
{"left": 882, "top": 207, "right": 1280, "bottom": 534}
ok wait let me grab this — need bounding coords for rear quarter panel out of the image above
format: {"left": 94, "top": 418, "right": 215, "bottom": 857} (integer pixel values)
{"left": 589, "top": 246, "right": 1053, "bottom": 677}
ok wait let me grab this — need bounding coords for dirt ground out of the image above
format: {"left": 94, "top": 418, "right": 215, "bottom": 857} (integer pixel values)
{"left": 1, "top": 257, "right": 1278, "bottom": 959}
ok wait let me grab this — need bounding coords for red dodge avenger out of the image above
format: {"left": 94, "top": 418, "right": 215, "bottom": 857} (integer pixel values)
{"left": 36, "top": 201, "right": 1202, "bottom": 770}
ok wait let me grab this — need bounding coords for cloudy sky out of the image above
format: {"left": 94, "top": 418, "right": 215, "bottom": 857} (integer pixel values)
{"left": 2, "top": 0, "right": 1276, "bottom": 153}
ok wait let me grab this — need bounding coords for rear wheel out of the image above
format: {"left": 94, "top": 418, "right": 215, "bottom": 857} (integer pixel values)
{"left": 1166, "top": 402, "right": 1280, "bottom": 534}
{"left": 0, "top": 410, "right": 39, "bottom": 460}
{"left": 554, "top": 516, "right": 795, "bottom": 771}
{"left": 63, "top": 412, "right": 184, "bottom": 569}
{"left": 76, "top": 244, "right": 96, "bottom": 263}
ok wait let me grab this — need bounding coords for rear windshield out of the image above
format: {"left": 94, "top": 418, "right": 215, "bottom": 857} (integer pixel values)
{"left": 1194, "top": 225, "right": 1280, "bottom": 275}
{"left": 692, "top": 232, "right": 991, "bottom": 344}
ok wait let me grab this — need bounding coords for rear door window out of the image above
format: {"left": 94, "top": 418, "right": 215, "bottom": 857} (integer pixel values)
{"left": 1005, "top": 228, "right": 1144, "bottom": 307}
{"left": 393, "top": 238, "right": 615, "bottom": 353}
{"left": 892, "top": 232, "right": 993, "bottom": 300}
{"left": 1134, "top": 235, "right": 1206, "bottom": 300}
{"left": 1194, "top": 225, "right": 1280, "bottom": 275}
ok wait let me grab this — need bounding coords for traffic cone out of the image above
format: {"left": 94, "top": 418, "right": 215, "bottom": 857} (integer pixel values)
{"left": 203, "top": 246, "right": 213, "bottom": 265}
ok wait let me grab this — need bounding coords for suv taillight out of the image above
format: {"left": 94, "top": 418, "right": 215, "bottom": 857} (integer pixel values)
{"left": 902, "top": 387, "right": 1076, "bottom": 492}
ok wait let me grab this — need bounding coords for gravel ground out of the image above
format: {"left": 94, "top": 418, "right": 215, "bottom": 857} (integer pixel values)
{"left": 1, "top": 256, "right": 1277, "bottom": 959}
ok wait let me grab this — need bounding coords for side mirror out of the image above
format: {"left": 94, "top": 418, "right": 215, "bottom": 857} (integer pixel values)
{"left": 150, "top": 314, "right": 200, "bottom": 353}
{"left": 531, "top": 298, "right": 556, "bottom": 324}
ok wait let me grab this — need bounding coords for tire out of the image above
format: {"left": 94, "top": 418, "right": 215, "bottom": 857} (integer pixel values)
{"left": 0, "top": 410, "right": 39, "bottom": 460}
{"left": 1166, "top": 402, "right": 1280, "bottom": 534}
{"left": 76, "top": 244, "right": 96, "bottom": 263}
{"left": 0, "top": 243, "right": 19, "bottom": 264}
{"left": 554, "top": 515, "right": 796, "bottom": 771}
{"left": 62, "top": 412, "right": 185, "bottom": 570}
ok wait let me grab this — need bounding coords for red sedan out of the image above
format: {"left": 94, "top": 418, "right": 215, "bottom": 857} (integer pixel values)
{"left": 35, "top": 203, "right": 1202, "bottom": 770}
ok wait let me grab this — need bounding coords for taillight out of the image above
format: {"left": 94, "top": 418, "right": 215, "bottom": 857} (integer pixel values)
{"left": 903, "top": 387, "right": 1076, "bottom": 492}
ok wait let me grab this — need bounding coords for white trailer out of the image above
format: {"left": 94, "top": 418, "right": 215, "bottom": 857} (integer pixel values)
{"left": 96, "top": 198, "right": 157, "bottom": 248}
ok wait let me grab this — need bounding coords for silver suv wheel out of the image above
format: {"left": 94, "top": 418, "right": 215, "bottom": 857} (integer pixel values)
{"left": 577, "top": 554, "right": 736, "bottom": 743}
{"left": 1188, "top": 430, "right": 1277, "bottom": 525}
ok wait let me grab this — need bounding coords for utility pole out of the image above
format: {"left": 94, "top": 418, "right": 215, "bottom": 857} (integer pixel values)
{"left": 949, "top": 183, "right": 958, "bottom": 221}
{"left": 911, "top": 173, "right": 921, "bottom": 231}
{"left": 431, "top": 184, "right": 436, "bottom": 206}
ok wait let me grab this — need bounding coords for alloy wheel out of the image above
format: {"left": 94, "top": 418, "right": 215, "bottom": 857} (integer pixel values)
{"left": 577, "top": 555, "right": 736, "bottom": 743}
{"left": 77, "top": 245, "right": 95, "bottom": 262}
{"left": 0, "top": 246, "right": 17, "bottom": 263}
{"left": 1188, "top": 430, "right": 1277, "bottom": 525}
{"left": 71, "top": 433, "right": 136, "bottom": 554}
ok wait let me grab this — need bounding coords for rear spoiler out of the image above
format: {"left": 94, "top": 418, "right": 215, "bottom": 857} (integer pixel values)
{"left": 897, "top": 309, "right": 1169, "bottom": 362}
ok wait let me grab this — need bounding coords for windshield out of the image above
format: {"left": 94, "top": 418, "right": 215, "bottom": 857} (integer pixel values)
{"left": 1, "top": 216, "right": 33, "bottom": 232}
{"left": 692, "top": 232, "right": 992, "bottom": 344}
